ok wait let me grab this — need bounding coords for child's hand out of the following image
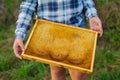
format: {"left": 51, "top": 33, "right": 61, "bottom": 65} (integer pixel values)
{"left": 13, "top": 38, "right": 25, "bottom": 59}
{"left": 89, "top": 17, "right": 103, "bottom": 37}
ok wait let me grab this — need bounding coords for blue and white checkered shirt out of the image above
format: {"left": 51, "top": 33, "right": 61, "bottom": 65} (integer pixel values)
{"left": 16, "top": 0, "right": 98, "bottom": 40}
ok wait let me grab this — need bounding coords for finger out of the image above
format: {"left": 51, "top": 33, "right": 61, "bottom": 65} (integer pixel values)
{"left": 13, "top": 46, "right": 22, "bottom": 59}
{"left": 98, "top": 21, "right": 103, "bottom": 36}
{"left": 98, "top": 23, "right": 103, "bottom": 37}
{"left": 13, "top": 43, "right": 18, "bottom": 55}
{"left": 19, "top": 41, "right": 25, "bottom": 51}
{"left": 99, "top": 29, "right": 103, "bottom": 37}
{"left": 90, "top": 21, "right": 98, "bottom": 30}
{"left": 90, "top": 27, "right": 102, "bottom": 37}
{"left": 90, "top": 26, "right": 99, "bottom": 31}
{"left": 13, "top": 47, "right": 18, "bottom": 56}
{"left": 94, "top": 27, "right": 103, "bottom": 37}
{"left": 13, "top": 42, "right": 23, "bottom": 59}
{"left": 15, "top": 52, "right": 22, "bottom": 59}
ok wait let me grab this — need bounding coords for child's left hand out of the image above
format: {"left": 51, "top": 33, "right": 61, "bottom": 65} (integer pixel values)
{"left": 89, "top": 17, "right": 103, "bottom": 37}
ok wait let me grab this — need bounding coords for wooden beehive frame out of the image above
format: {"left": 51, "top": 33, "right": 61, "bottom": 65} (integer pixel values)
{"left": 21, "top": 19, "right": 98, "bottom": 73}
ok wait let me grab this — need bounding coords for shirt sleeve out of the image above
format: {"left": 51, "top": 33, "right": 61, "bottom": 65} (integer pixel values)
{"left": 82, "top": 0, "right": 98, "bottom": 20}
{"left": 15, "top": 0, "right": 37, "bottom": 40}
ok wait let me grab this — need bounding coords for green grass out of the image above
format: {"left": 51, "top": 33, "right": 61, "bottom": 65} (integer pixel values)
{"left": 0, "top": 0, "right": 120, "bottom": 80}
{"left": 0, "top": 48, "right": 50, "bottom": 80}
{"left": 88, "top": 47, "right": 120, "bottom": 80}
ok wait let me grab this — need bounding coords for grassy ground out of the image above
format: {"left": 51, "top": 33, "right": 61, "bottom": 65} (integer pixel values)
{"left": 0, "top": 28, "right": 120, "bottom": 80}
{"left": 0, "top": 0, "right": 120, "bottom": 80}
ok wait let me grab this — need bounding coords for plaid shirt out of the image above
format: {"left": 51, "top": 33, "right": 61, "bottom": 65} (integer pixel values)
{"left": 16, "top": 0, "right": 98, "bottom": 40}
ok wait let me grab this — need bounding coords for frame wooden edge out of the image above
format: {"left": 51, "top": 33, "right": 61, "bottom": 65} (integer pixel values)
{"left": 90, "top": 33, "right": 98, "bottom": 72}
{"left": 37, "top": 19, "right": 98, "bottom": 34}
{"left": 22, "top": 53, "right": 92, "bottom": 74}
{"left": 21, "top": 19, "right": 39, "bottom": 56}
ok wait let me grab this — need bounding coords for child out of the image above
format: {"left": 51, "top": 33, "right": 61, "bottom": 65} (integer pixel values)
{"left": 13, "top": 0, "right": 103, "bottom": 80}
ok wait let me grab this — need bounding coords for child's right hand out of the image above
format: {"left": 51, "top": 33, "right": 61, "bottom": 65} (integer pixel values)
{"left": 13, "top": 38, "right": 25, "bottom": 59}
